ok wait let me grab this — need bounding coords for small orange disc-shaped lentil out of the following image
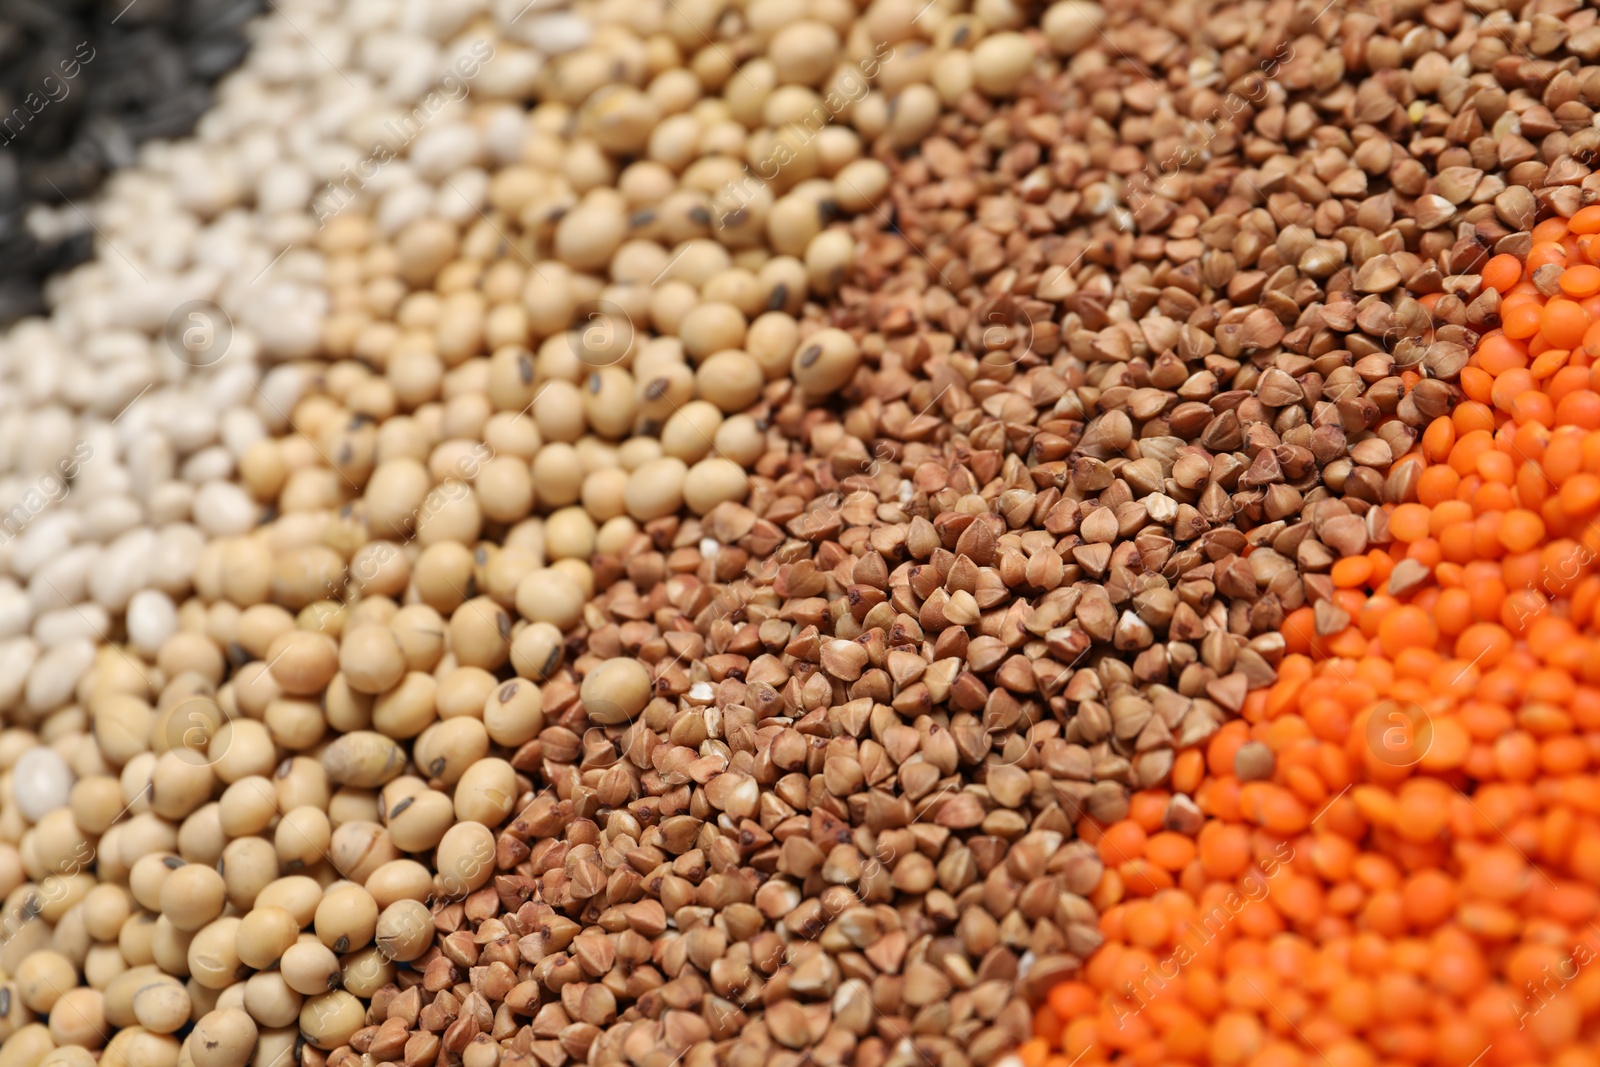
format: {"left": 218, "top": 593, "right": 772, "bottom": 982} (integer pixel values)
{"left": 1509, "top": 389, "right": 1555, "bottom": 426}
{"left": 1457, "top": 901, "right": 1523, "bottom": 940}
{"left": 1542, "top": 299, "right": 1590, "bottom": 348}
{"left": 1545, "top": 431, "right": 1585, "bottom": 480}
{"left": 1430, "top": 500, "right": 1474, "bottom": 537}
{"left": 1503, "top": 302, "right": 1544, "bottom": 340}
{"left": 1455, "top": 622, "right": 1513, "bottom": 667}
{"left": 1199, "top": 823, "right": 1252, "bottom": 880}
{"left": 1454, "top": 402, "right": 1498, "bottom": 437}
{"left": 1324, "top": 1039, "right": 1383, "bottom": 1067}
{"left": 1419, "top": 716, "right": 1471, "bottom": 770}
{"left": 1062, "top": 1016, "right": 1099, "bottom": 1059}
{"left": 1122, "top": 900, "right": 1171, "bottom": 948}
{"left": 1476, "top": 332, "right": 1529, "bottom": 374}
{"left": 1421, "top": 418, "right": 1456, "bottom": 463}
{"left": 1498, "top": 508, "right": 1546, "bottom": 553}
{"left": 1283, "top": 764, "right": 1328, "bottom": 808}
{"left": 1538, "top": 879, "right": 1599, "bottom": 925}
{"left": 1464, "top": 846, "right": 1531, "bottom": 902}
{"left": 1172, "top": 749, "right": 1204, "bottom": 795}
{"left": 1250, "top": 786, "right": 1309, "bottom": 834}
{"left": 1198, "top": 776, "right": 1243, "bottom": 822}
{"left": 1430, "top": 948, "right": 1488, "bottom": 1000}
{"left": 1475, "top": 449, "right": 1515, "bottom": 485}
{"left": 1377, "top": 605, "right": 1438, "bottom": 658}
{"left": 1553, "top": 364, "right": 1596, "bottom": 404}
{"left": 1571, "top": 835, "right": 1600, "bottom": 884}
{"left": 1467, "top": 575, "right": 1509, "bottom": 622}
{"left": 1047, "top": 982, "right": 1097, "bottom": 1021}
{"left": 1528, "top": 240, "right": 1571, "bottom": 272}
{"left": 1324, "top": 882, "right": 1364, "bottom": 918}
{"left": 1391, "top": 646, "right": 1441, "bottom": 683}
{"left": 1542, "top": 542, "right": 1591, "bottom": 594}
{"left": 1433, "top": 588, "right": 1473, "bottom": 637}
{"left": 1400, "top": 869, "right": 1458, "bottom": 930}
{"left": 1210, "top": 1012, "right": 1264, "bottom": 1066}
{"left": 1472, "top": 480, "right": 1516, "bottom": 515}
{"left": 1145, "top": 832, "right": 1197, "bottom": 872}
{"left": 1448, "top": 431, "right": 1494, "bottom": 476}
{"left": 1562, "top": 264, "right": 1600, "bottom": 297}
{"left": 1534, "top": 218, "right": 1572, "bottom": 242}
{"left": 1330, "top": 556, "right": 1373, "bottom": 588}
{"left": 1556, "top": 389, "right": 1600, "bottom": 429}
{"left": 1281, "top": 606, "right": 1318, "bottom": 656}
{"left": 1325, "top": 979, "right": 1375, "bottom": 1030}
{"left": 1416, "top": 464, "right": 1460, "bottom": 506}
{"left": 1253, "top": 1042, "right": 1309, "bottom": 1067}
{"left": 1164, "top": 1014, "right": 1211, "bottom": 1062}
{"left": 1561, "top": 473, "right": 1600, "bottom": 516}
{"left": 1221, "top": 967, "right": 1275, "bottom": 1011}
{"left": 1517, "top": 460, "right": 1551, "bottom": 511}
{"left": 1207, "top": 723, "right": 1248, "bottom": 777}
{"left": 1096, "top": 820, "right": 1147, "bottom": 865}
{"left": 1501, "top": 549, "right": 1541, "bottom": 594}
{"left": 1530, "top": 345, "right": 1572, "bottom": 380}
{"left": 1407, "top": 537, "right": 1443, "bottom": 569}
{"left": 1482, "top": 253, "right": 1524, "bottom": 291}
{"left": 1502, "top": 587, "right": 1549, "bottom": 634}
{"left": 1394, "top": 783, "right": 1451, "bottom": 843}
{"left": 1493, "top": 730, "right": 1540, "bottom": 781}
{"left": 1276, "top": 876, "right": 1326, "bottom": 927}
{"left": 1433, "top": 658, "right": 1480, "bottom": 699}
{"left": 1375, "top": 971, "right": 1431, "bottom": 1022}
{"left": 1529, "top": 993, "right": 1583, "bottom": 1049}
{"left": 1369, "top": 550, "right": 1395, "bottom": 587}
{"left": 1388, "top": 503, "right": 1430, "bottom": 543}
{"left": 1491, "top": 368, "right": 1538, "bottom": 412}
{"left": 1459, "top": 365, "right": 1496, "bottom": 405}
{"left": 1541, "top": 735, "right": 1589, "bottom": 775}
{"left": 1462, "top": 698, "right": 1516, "bottom": 739}
{"left": 1128, "top": 790, "right": 1169, "bottom": 832}
{"left": 1530, "top": 331, "right": 1560, "bottom": 363}
{"left": 1571, "top": 205, "right": 1600, "bottom": 234}
{"left": 1513, "top": 418, "right": 1552, "bottom": 463}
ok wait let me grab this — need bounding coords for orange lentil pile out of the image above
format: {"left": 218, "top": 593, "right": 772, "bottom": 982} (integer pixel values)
{"left": 1022, "top": 211, "right": 1600, "bottom": 1067}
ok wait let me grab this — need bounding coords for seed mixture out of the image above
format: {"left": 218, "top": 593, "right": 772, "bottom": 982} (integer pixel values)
{"left": 1027, "top": 211, "right": 1600, "bottom": 1067}
{"left": 0, "top": 0, "right": 263, "bottom": 325}
{"left": 1015, "top": 2, "right": 1600, "bottom": 1061}
{"left": 0, "top": 0, "right": 580, "bottom": 729}
{"left": 5, "top": 1, "right": 1600, "bottom": 1067}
